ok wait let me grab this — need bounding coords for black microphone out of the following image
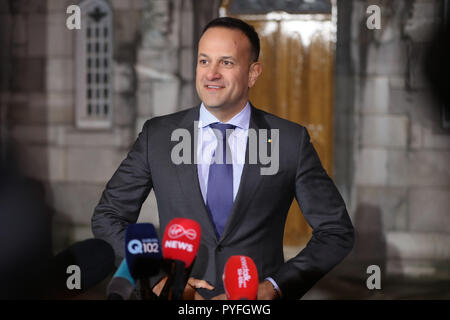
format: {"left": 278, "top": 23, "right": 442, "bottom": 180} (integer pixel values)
{"left": 106, "top": 259, "right": 136, "bottom": 300}
{"left": 159, "top": 218, "right": 201, "bottom": 300}
{"left": 47, "top": 238, "right": 115, "bottom": 299}
{"left": 125, "top": 223, "right": 162, "bottom": 300}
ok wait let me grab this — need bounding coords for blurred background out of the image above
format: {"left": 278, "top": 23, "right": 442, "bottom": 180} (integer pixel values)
{"left": 0, "top": 0, "right": 449, "bottom": 299}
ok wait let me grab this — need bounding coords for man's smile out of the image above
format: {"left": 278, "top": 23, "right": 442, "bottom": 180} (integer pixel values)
{"left": 204, "top": 84, "right": 225, "bottom": 91}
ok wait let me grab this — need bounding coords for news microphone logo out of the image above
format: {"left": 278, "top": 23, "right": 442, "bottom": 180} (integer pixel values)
{"left": 168, "top": 224, "right": 198, "bottom": 240}
{"left": 127, "top": 239, "right": 159, "bottom": 255}
{"left": 237, "top": 256, "right": 252, "bottom": 289}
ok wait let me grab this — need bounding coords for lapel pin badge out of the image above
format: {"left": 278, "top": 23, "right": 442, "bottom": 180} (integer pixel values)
{"left": 267, "top": 138, "right": 272, "bottom": 143}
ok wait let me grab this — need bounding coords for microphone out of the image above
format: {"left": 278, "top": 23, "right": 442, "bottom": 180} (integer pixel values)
{"left": 159, "top": 218, "right": 201, "bottom": 300}
{"left": 223, "top": 255, "right": 259, "bottom": 300}
{"left": 48, "top": 238, "right": 115, "bottom": 299}
{"left": 125, "top": 223, "right": 162, "bottom": 300}
{"left": 106, "top": 259, "right": 136, "bottom": 300}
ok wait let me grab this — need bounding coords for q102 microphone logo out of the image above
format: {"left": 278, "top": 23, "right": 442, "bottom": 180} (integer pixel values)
{"left": 168, "top": 224, "right": 197, "bottom": 240}
{"left": 127, "top": 238, "right": 159, "bottom": 255}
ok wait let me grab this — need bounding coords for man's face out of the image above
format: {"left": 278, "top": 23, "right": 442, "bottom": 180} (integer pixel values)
{"left": 196, "top": 27, "right": 261, "bottom": 113}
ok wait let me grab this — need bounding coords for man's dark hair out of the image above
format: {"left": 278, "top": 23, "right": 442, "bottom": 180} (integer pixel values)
{"left": 201, "top": 17, "right": 260, "bottom": 62}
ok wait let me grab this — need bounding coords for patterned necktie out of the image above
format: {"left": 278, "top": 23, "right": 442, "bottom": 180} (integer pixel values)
{"left": 206, "top": 123, "right": 236, "bottom": 238}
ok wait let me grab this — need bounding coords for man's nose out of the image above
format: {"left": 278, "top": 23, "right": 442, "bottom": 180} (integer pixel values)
{"left": 206, "top": 64, "right": 221, "bottom": 81}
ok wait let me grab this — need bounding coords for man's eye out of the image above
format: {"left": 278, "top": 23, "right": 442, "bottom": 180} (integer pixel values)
{"left": 223, "top": 61, "right": 233, "bottom": 66}
{"left": 199, "top": 59, "right": 208, "bottom": 65}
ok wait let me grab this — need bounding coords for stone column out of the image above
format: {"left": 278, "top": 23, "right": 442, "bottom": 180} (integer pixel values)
{"left": 135, "top": 0, "right": 182, "bottom": 135}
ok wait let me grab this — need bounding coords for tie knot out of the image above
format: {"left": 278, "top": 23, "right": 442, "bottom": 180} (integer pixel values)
{"left": 209, "top": 123, "right": 236, "bottom": 139}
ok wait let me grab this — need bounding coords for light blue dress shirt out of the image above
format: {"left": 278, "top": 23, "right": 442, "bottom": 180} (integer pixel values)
{"left": 196, "top": 102, "right": 282, "bottom": 297}
{"left": 196, "top": 102, "right": 250, "bottom": 202}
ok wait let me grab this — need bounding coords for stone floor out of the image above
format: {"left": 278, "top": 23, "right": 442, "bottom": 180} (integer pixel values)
{"left": 302, "top": 275, "right": 450, "bottom": 300}
{"left": 72, "top": 273, "right": 450, "bottom": 300}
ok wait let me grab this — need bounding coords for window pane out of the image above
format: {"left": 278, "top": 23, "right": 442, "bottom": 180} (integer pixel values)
{"left": 77, "top": 3, "right": 113, "bottom": 128}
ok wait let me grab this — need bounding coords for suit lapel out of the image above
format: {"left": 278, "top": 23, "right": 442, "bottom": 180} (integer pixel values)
{"left": 171, "top": 106, "right": 219, "bottom": 243}
{"left": 219, "top": 106, "right": 270, "bottom": 243}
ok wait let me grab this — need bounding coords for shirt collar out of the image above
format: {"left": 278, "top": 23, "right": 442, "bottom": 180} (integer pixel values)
{"left": 198, "top": 102, "right": 251, "bottom": 130}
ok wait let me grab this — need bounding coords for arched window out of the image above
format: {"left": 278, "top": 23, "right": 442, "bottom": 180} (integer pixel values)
{"left": 75, "top": 0, "right": 113, "bottom": 129}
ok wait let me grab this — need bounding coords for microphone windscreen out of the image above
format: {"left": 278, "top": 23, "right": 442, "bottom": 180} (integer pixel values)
{"left": 112, "top": 258, "right": 136, "bottom": 287}
{"left": 125, "top": 223, "right": 162, "bottom": 279}
{"left": 107, "top": 259, "right": 135, "bottom": 300}
{"left": 223, "top": 255, "right": 259, "bottom": 300}
{"left": 51, "top": 238, "right": 115, "bottom": 296}
{"left": 162, "top": 218, "right": 201, "bottom": 268}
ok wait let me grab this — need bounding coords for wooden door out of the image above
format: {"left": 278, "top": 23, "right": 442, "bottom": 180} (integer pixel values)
{"left": 222, "top": 5, "right": 336, "bottom": 248}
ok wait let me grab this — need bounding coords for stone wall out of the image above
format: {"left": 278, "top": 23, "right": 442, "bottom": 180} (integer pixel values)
{"left": 2, "top": 0, "right": 146, "bottom": 251}
{"left": 335, "top": 0, "right": 450, "bottom": 280}
{"left": 0, "top": 0, "right": 204, "bottom": 252}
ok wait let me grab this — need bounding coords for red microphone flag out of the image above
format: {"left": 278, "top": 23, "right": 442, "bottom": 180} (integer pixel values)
{"left": 162, "top": 218, "right": 201, "bottom": 268}
{"left": 223, "top": 255, "right": 259, "bottom": 300}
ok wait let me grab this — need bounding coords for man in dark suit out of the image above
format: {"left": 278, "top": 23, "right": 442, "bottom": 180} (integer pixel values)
{"left": 92, "top": 17, "right": 354, "bottom": 300}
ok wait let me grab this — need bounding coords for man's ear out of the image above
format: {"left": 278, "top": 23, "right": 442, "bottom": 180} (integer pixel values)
{"left": 248, "top": 62, "right": 262, "bottom": 88}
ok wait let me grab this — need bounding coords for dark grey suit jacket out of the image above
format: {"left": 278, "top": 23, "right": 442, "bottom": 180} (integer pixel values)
{"left": 92, "top": 105, "right": 354, "bottom": 299}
